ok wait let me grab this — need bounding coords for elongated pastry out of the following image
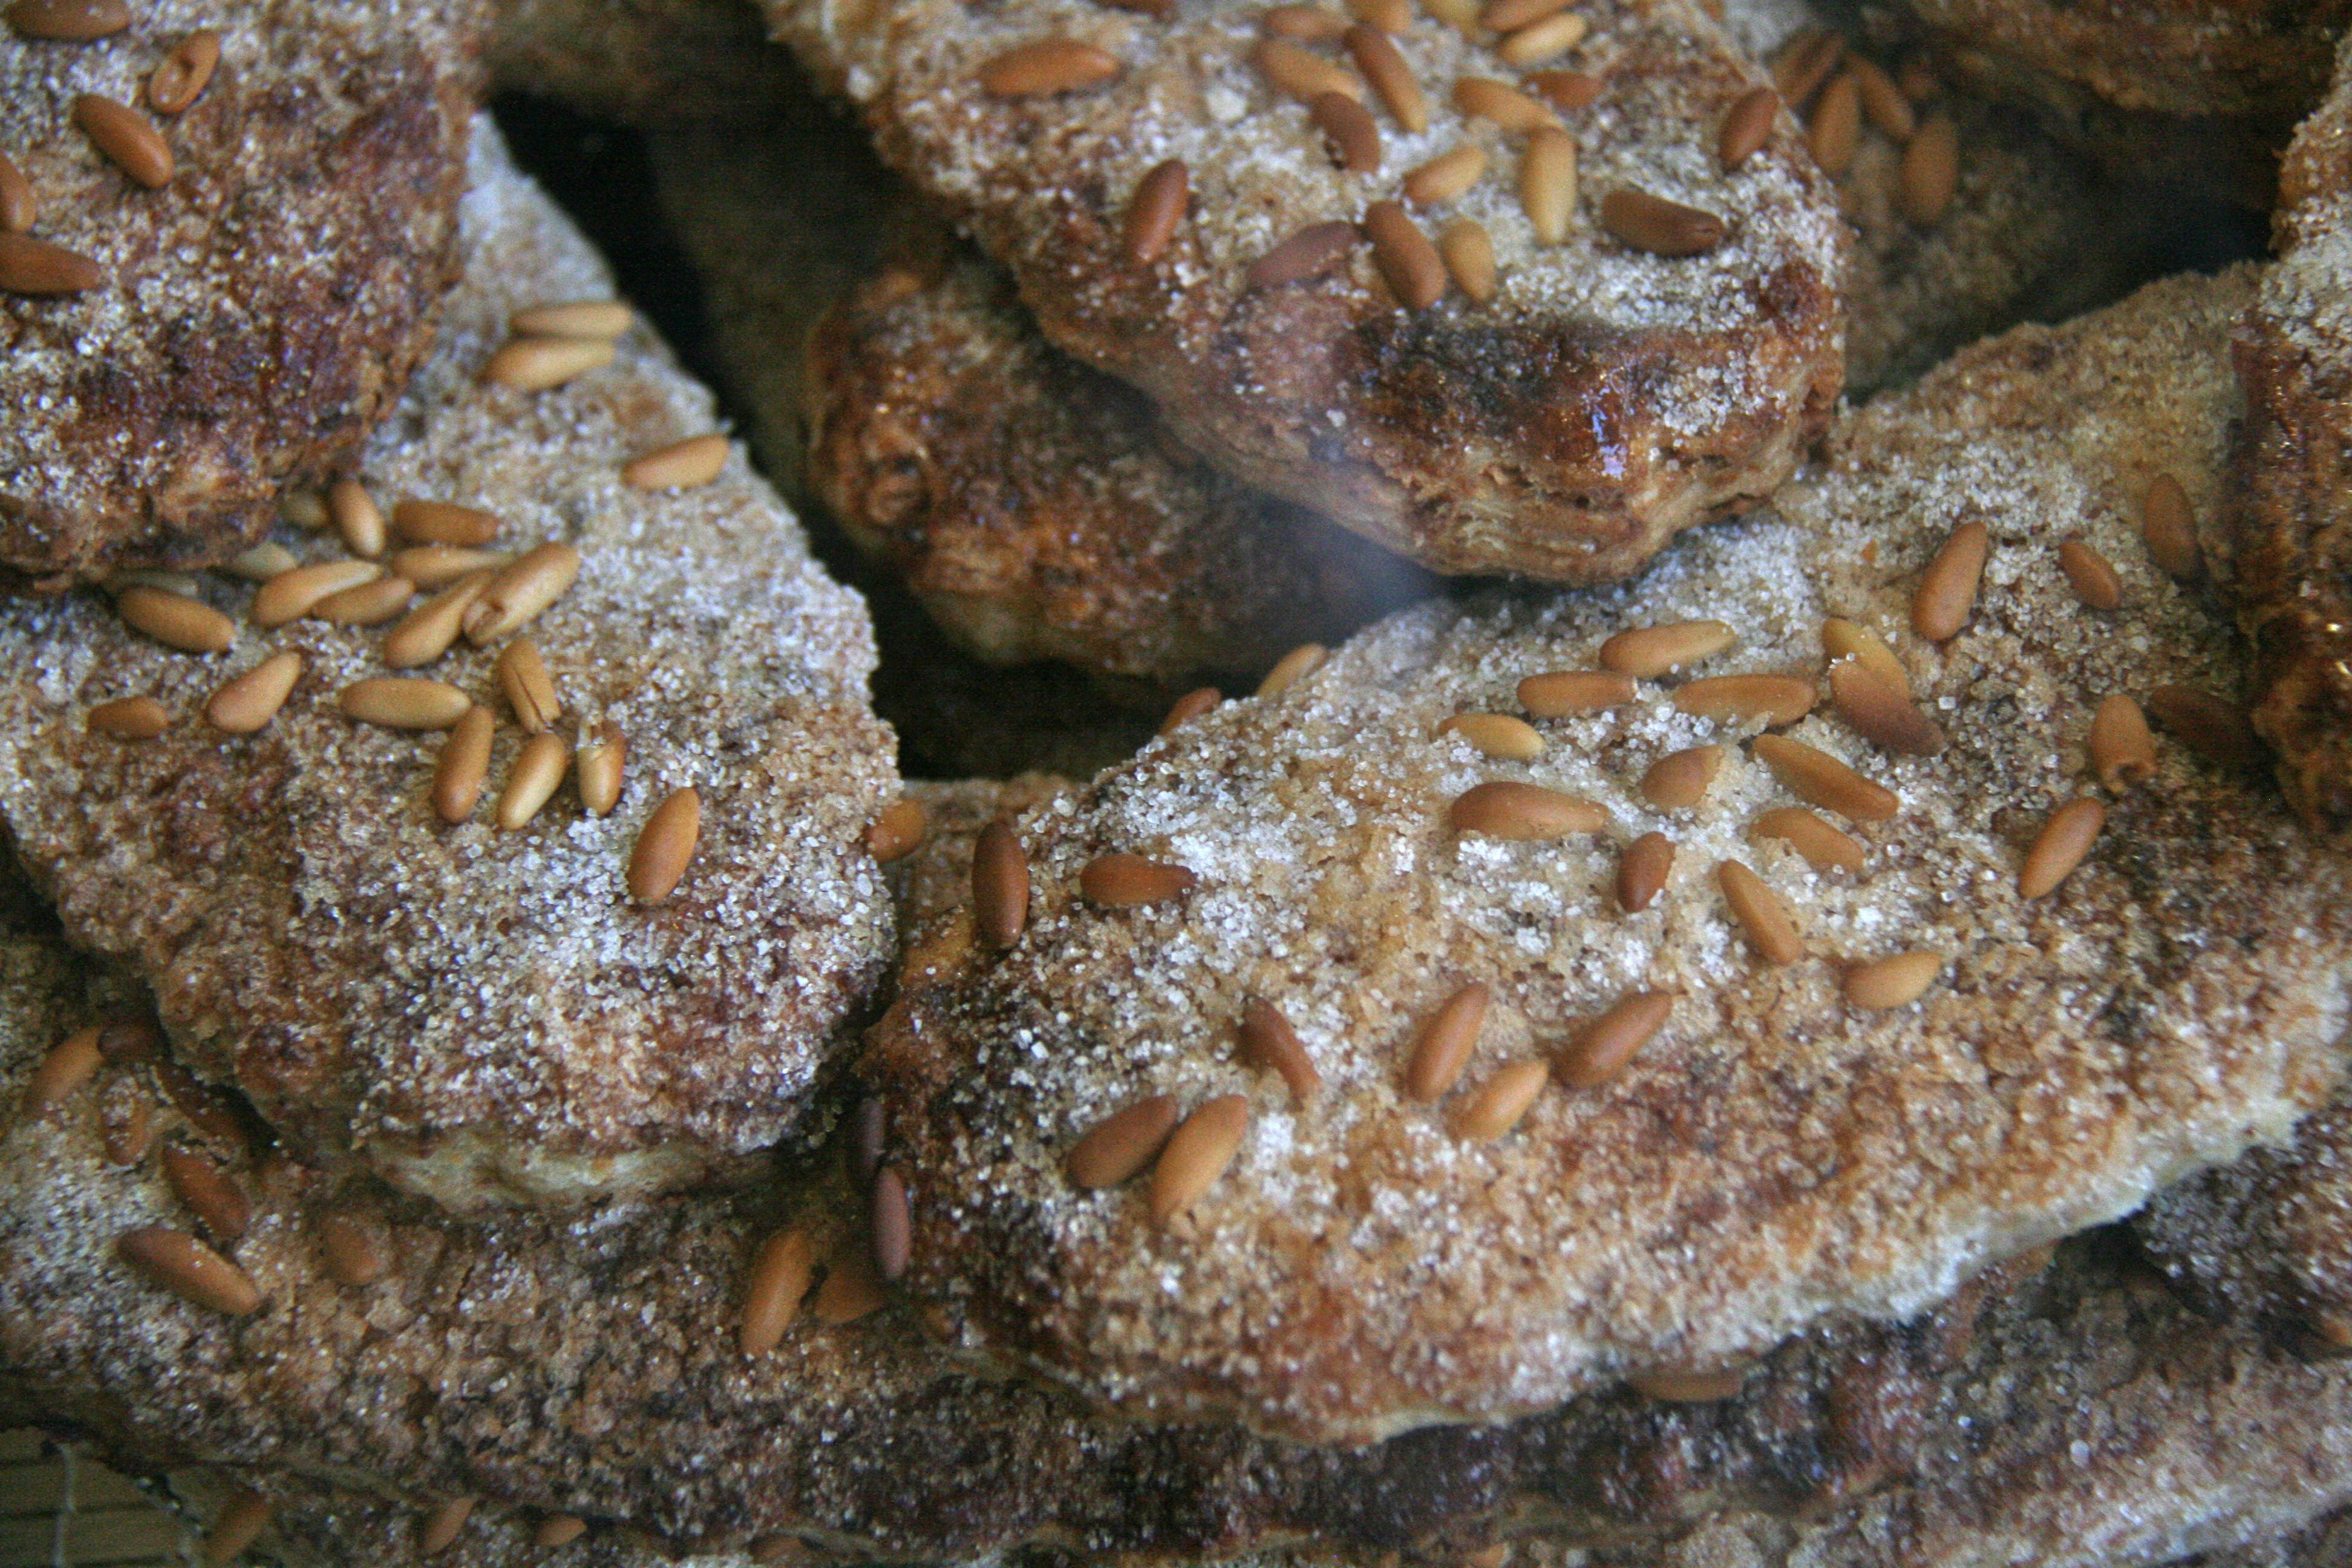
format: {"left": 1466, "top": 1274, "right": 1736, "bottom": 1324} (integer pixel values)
{"left": 0, "top": 119, "right": 898, "bottom": 1210}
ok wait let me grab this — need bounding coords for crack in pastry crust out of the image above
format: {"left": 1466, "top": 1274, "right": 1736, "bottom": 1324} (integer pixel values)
{"left": 865, "top": 267, "right": 2352, "bottom": 1443}
{"left": 0, "top": 0, "right": 481, "bottom": 589}
{"left": 0, "top": 121, "right": 898, "bottom": 1210}
{"left": 766, "top": 0, "right": 1846, "bottom": 583}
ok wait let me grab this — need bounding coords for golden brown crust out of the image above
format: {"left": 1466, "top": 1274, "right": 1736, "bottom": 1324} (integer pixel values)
{"left": 0, "top": 0, "right": 480, "bottom": 589}
{"left": 0, "top": 123, "right": 898, "bottom": 1210}
{"left": 766, "top": 0, "right": 1846, "bottom": 583}
{"left": 2228, "top": 36, "right": 2352, "bottom": 839}
{"left": 866, "top": 267, "right": 2352, "bottom": 1443}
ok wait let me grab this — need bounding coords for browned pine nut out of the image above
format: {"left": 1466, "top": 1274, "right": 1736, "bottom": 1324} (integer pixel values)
{"left": 1898, "top": 113, "right": 1958, "bottom": 224}
{"left": 1719, "top": 85, "right": 1779, "bottom": 167}
{"left": 329, "top": 476, "right": 384, "bottom": 557}
{"left": 1257, "top": 641, "right": 1328, "bottom": 695}
{"left": 1246, "top": 222, "right": 1361, "bottom": 290}
{"left": 1559, "top": 989, "right": 1672, "bottom": 1088}
{"left": 1448, "top": 781, "right": 1606, "bottom": 838}
{"left": 1067, "top": 1094, "right": 1181, "bottom": 1188}
{"left": 2088, "top": 693, "right": 2157, "bottom": 789}
{"left": 2017, "top": 796, "right": 2105, "bottom": 898}
{"left": 1520, "top": 126, "right": 1578, "bottom": 244}
{"left": 1403, "top": 982, "right": 1488, "bottom": 1101}
{"left": 116, "top": 1226, "right": 261, "bottom": 1315}
{"left": 740, "top": 1228, "right": 816, "bottom": 1354}
{"left": 972, "top": 821, "right": 1029, "bottom": 948}
{"left": 1345, "top": 24, "right": 1426, "bottom": 130}
{"left": 981, "top": 37, "right": 1122, "bottom": 95}
{"left": 1499, "top": 8, "right": 1586, "bottom": 66}
{"left": 2141, "top": 472, "right": 2203, "bottom": 580}
{"left": 464, "top": 541, "right": 581, "bottom": 645}
{"left": 1601, "top": 619, "right": 1733, "bottom": 678}
{"left": 339, "top": 678, "right": 469, "bottom": 731}
{"left": 1364, "top": 199, "right": 1445, "bottom": 309}
{"left": 88, "top": 695, "right": 170, "bottom": 739}
{"left": 576, "top": 721, "right": 626, "bottom": 817}
{"left": 1828, "top": 659, "right": 1947, "bottom": 755}
{"left": 1820, "top": 618, "right": 1909, "bottom": 696}
{"left": 1599, "top": 188, "right": 1725, "bottom": 256}
{"left": 866, "top": 797, "right": 928, "bottom": 862}
{"left": 1404, "top": 145, "right": 1486, "bottom": 206}
{"left": 1439, "top": 712, "right": 1543, "bottom": 759}
{"left": 1158, "top": 685, "right": 1220, "bottom": 734}
{"left": 1673, "top": 673, "right": 1815, "bottom": 728}
{"left": 25, "top": 1025, "right": 103, "bottom": 1114}
{"left": 1750, "top": 805, "right": 1866, "bottom": 873}
{"left": 1639, "top": 744, "right": 1722, "bottom": 811}
{"left": 1149, "top": 1094, "right": 1250, "bottom": 1222}
{"left": 1753, "top": 734, "right": 1898, "bottom": 821}
{"left": 1238, "top": 997, "right": 1322, "bottom": 1103}
{"left": 511, "top": 299, "right": 632, "bottom": 339}
{"left": 433, "top": 707, "right": 495, "bottom": 824}
{"left": 483, "top": 336, "right": 613, "bottom": 391}
{"left": 496, "top": 732, "right": 570, "bottom": 831}
{"left": 629, "top": 787, "right": 701, "bottom": 904}
{"left": 1808, "top": 70, "right": 1861, "bottom": 175}
{"left": 117, "top": 586, "right": 234, "bottom": 653}
{"left": 1439, "top": 218, "right": 1496, "bottom": 302}
{"left": 2058, "top": 535, "right": 2124, "bottom": 610}
{"left": 0, "top": 151, "right": 34, "bottom": 232}
{"left": 1616, "top": 831, "right": 1673, "bottom": 912}
{"left": 1911, "top": 518, "right": 1988, "bottom": 642}
{"left": 393, "top": 498, "right": 501, "bottom": 547}
{"left": 0, "top": 233, "right": 100, "bottom": 294}
{"left": 1123, "top": 158, "right": 1189, "bottom": 263}
{"left": 1256, "top": 37, "right": 1362, "bottom": 102}
{"left": 204, "top": 1490, "right": 273, "bottom": 1567}
{"left": 496, "top": 638, "right": 561, "bottom": 732}
{"left": 252, "top": 559, "right": 382, "bottom": 629}
{"left": 5, "top": 0, "right": 129, "bottom": 39}
{"left": 1843, "top": 950, "right": 1942, "bottom": 1010}
{"left": 73, "top": 94, "right": 172, "bottom": 186}
{"left": 624, "top": 433, "right": 729, "bottom": 490}
{"left": 1518, "top": 669, "right": 1635, "bottom": 716}
{"left": 205, "top": 651, "right": 302, "bottom": 734}
{"left": 2147, "top": 685, "right": 2264, "bottom": 769}
{"left": 1717, "top": 860, "right": 1803, "bottom": 965}
{"left": 148, "top": 30, "right": 221, "bottom": 113}
{"left": 416, "top": 1498, "right": 475, "bottom": 1557}
{"left": 1454, "top": 1059, "right": 1548, "bottom": 1140}
{"left": 1453, "top": 76, "right": 1560, "bottom": 132}
{"left": 1080, "top": 852, "right": 1197, "bottom": 907}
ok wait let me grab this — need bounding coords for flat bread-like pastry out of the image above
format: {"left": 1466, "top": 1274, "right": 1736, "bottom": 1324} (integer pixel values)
{"left": 767, "top": 0, "right": 1846, "bottom": 583}
{"left": 2228, "top": 33, "right": 2352, "bottom": 838}
{"left": 0, "top": 0, "right": 479, "bottom": 588}
{"left": 0, "top": 120, "right": 898, "bottom": 1210}
{"left": 865, "top": 266, "right": 2352, "bottom": 1442}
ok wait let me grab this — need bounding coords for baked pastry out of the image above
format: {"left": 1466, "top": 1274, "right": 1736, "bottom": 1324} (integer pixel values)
{"left": 766, "top": 0, "right": 1846, "bottom": 583}
{"left": 0, "top": 0, "right": 479, "bottom": 589}
{"left": 865, "top": 264, "right": 2352, "bottom": 1443}
{"left": 892, "top": 775, "right": 1073, "bottom": 943}
{"left": 0, "top": 118, "right": 899, "bottom": 1211}
{"left": 2227, "top": 33, "right": 2352, "bottom": 839}
{"left": 485, "top": 0, "right": 799, "bottom": 123}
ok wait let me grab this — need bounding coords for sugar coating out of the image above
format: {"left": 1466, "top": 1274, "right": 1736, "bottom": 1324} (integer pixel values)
{"left": 0, "top": 120, "right": 898, "bottom": 1210}
{"left": 0, "top": 0, "right": 480, "bottom": 585}
{"left": 874, "top": 266, "right": 2352, "bottom": 1443}
{"left": 766, "top": 0, "right": 1847, "bottom": 581}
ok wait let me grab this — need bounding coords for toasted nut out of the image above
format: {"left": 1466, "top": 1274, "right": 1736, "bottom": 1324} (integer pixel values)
{"left": 118, "top": 586, "right": 234, "bottom": 653}
{"left": 1404, "top": 144, "right": 1487, "bottom": 205}
{"left": 1312, "top": 90, "right": 1382, "bottom": 173}
{"left": 1820, "top": 617, "right": 1909, "bottom": 696}
{"left": 1158, "top": 685, "right": 1220, "bottom": 734}
{"left": 379, "top": 573, "right": 487, "bottom": 670}
{"left": 116, "top": 1226, "right": 260, "bottom": 1315}
{"left": 2088, "top": 693, "right": 2158, "bottom": 789}
{"left": 1717, "top": 860, "right": 1803, "bottom": 964}
{"left": 1808, "top": 70, "right": 1861, "bottom": 175}
{"left": 1673, "top": 673, "right": 1814, "bottom": 728}
{"left": 1499, "top": 8, "right": 1586, "bottom": 65}
{"left": 1364, "top": 199, "right": 1445, "bottom": 309}
{"left": 1527, "top": 68, "right": 1601, "bottom": 112}
{"left": 224, "top": 543, "right": 299, "bottom": 583}
{"left": 1639, "top": 744, "right": 1722, "bottom": 810}
{"left": 1440, "top": 712, "right": 1544, "bottom": 759}
{"left": 575, "top": 720, "right": 626, "bottom": 816}
{"left": 1560, "top": 989, "right": 1672, "bottom": 1088}
{"left": 1123, "top": 158, "right": 1189, "bottom": 263}
{"left": 1149, "top": 1095, "right": 1250, "bottom": 1223}
{"left": 338, "top": 678, "right": 470, "bottom": 731}
{"left": 536, "top": 1517, "right": 587, "bottom": 1549}
{"left": 388, "top": 546, "right": 505, "bottom": 589}
{"left": 810, "top": 1253, "right": 886, "bottom": 1323}
{"left": 205, "top": 652, "right": 302, "bottom": 734}
{"left": 629, "top": 787, "right": 701, "bottom": 904}
{"left": 1238, "top": 997, "right": 1322, "bottom": 1103}
{"left": 1264, "top": 3, "right": 1347, "bottom": 39}
{"left": 1455, "top": 1059, "right": 1549, "bottom": 1140}
{"left": 464, "top": 541, "right": 581, "bottom": 644}
{"left": 416, "top": 1498, "right": 475, "bottom": 1557}
{"left": 2018, "top": 796, "right": 2105, "bottom": 898}
{"left": 1246, "top": 222, "right": 1361, "bottom": 289}
{"left": 2147, "top": 685, "right": 2264, "bottom": 769}
{"left": 1601, "top": 619, "right": 1733, "bottom": 678}
{"left": 1454, "top": 76, "right": 1560, "bottom": 132}
{"left": 973, "top": 821, "right": 1029, "bottom": 947}
{"left": 1518, "top": 669, "right": 1635, "bottom": 716}
{"left": 1438, "top": 218, "right": 1497, "bottom": 302}
{"left": 0, "top": 150, "right": 35, "bottom": 232}
{"left": 871, "top": 1166, "right": 911, "bottom": 1281}
{"left": 1844, "top": 950, "right": 1943, "bottom": 1010}
{"left": 148, "top": 30, "right": 221, "bottom": 113}
{"left": 102, "top": 1080, "right": 155, "bottom": 1165}
{"left": 1449, "top": 781, "right": 1606, "bottom": 838}
{"left": 1404, "top": 981, "right": 1489, "bottom": 1100}
{"left": 1256, "top": 37, "right": 1361, "bottom": 101}
{"left": 1345, "top": 24, "right": 1426, "bottom": 130}
{"left": 2058, "top": 535, "right": 2124, "bottom": 610}
{"left": 5, "top": 0, "right": 129, "bottom": 40}
{"left": 1082, "top": 852, "right": 1198, "bottom": 907}
{"left": 1771, "top": 27, "right": 1843, "bottom": 106}
{"left": 204, "top": 1489, "right": 273, "bottom": 1566}
{"left": 1348, "top": 0, "right": 1411, "bottom": 29}
{"left": 1616, "top": 831, "right": 1673, "bottom": 912}
{"left": 1753, "top": 734, "right": 1898, "bottom": 821}
{"left": 1829, "top": 660, "right": 1947, "bottom": 755}
{"left": 1898, "top": 113, "right": 1958, "bottom": 224}
{"left": 310, "top": 573, "right": 414, "bottom": 626}
{"left": 24, "top": 1025, "right": 103, "bottom": 1115}
{"left": 328, "top": 477, "right": 384, "bottom": 557}
{"left": 1520, "top": 125, "right": 1578, "bottom": 244}
{"left": 393, "top": 498, "right": 501, "bottom": 547}
{"left": 1852, "top": 56, "right": 1915, "bottom": 139}
{"left": 497, "top": 733, "right": 570, "bottom": 831}
{"left": 496, "top": 639, "right": 561, "bottom": 732}
{"left": 1599, "top": 188, "right": 1725, "bottom": 256}
{"left": 1912, "top": 518, "right": 1990, "bottom": 641}
{"left": 1480, "top": 0, "right": 1569, "bottom": 29}
{"left": 2141, "top": 472, "right": 2203, "bottom": 580}
{"left": 866, "top": 797, "right": 927, "bottom": 862}
{"left": 624, "top": 432, "right": 729, "bottom": 489}
{"left": 252, "top": 559, "right": 381, "bottom": 628}
{"left": 88, "top": 696, "right": 170, "bottom": 739}
{"left": 1068, "top": 1094, "right": 1182, "bottom": 1188}
{"left": 433, "top": 707, "right": 494, "bottom": 825}
{"left": 0, "top": 233, "right": 102, "bottom": 294}
{"left": 740, "top": 1227, "right": 817, "bottom": 1354}
{"left": 73, "top": 94, "right": 172, "bottom": 186}
{"left": 483, "top": 335, "right": 613, "bottom": 391}
{"left": 511, "top": 299, "right": 632, "bottom": 339}
{"left": 108, "top": 568, "right": 201, "bottom": 597}
{"left": 1750, "top": 805, "right": 1866, "bottom": 873}
{"left": 1258, "top": 641, "right": 1328, "bottom": 696}
{"left": 160, "top": 1142, "right": 249, "bottom": 1243}
{"left": 979, "top": 38, "right": 1121, "bottom": 96}
{"left": 1719, "top": 85, "right": 1779, "bottom": 167}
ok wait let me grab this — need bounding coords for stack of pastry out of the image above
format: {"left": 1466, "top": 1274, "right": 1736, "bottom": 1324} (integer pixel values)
{"left": 2, "top": 1, "right": 2350, "bottom": 1566}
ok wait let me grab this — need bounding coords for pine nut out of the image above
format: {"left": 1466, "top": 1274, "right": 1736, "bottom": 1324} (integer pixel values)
{"left": 1454, "top": 1060, "right": 1548, "bottom": 1140}
{"left": 1843, "top": 950, "right": 1942, "bottom": 1010}
{"left": 5, "top": 0, "right": 129, "bottom": 40}
{"left": 117, "top": 586, "right": 234, "bottom": 653}
{"left": 1345, "top": 24, "right": 1426, "bottom": 130}
{"left": 1454, "top": 76, "right": 1560, "bottom": 132}
{"left": 1808, "top": 70, "right": 1861, "bottom": 175}
{"left": 0, "top": 234, "right": 101, "bottom": 294}
{"left": 1601, "top": 619, "right": 1732, "bottom": 678}
{"left": 1067, "top": 1094, "right": 1181, "bottom": 1188}
{"left": 739, "top": 1227, "right": 816, "bottom": 1354}
{"left": 1256, "top": 37, "right": 1362, "bottom": 102}
{"left": 1518, "top": 669, "right": 1634, "bottom": 716}
{"left": 575, "top": 720, "right": 626, "bottom": 816}
{"left": 433, "top": 707, "right": 495, "bottom": 823}
{"left": 1404, "top": 145, "right": 1486, "bottom": 205}
{"left": 1639, "top": 744, "right": 1722, "bottom": 810}
{"left": 393, "top": 498, "right": 500, "bottom": 547}
{"left": 1080, "top": 852, "right": 1197, "bottom": 907}
{"left": 1599, "top": 188, "right": 1725, "bottom": 255}
{"left": 88, "top": 696, "right": 170, "bottom": 738}
{"left": 310, "top": 574, "right": 414, "bottom": 626}
{"left": 1448, "top": 781, "right": 1606, "bottom": 838}
{"left": 1898, "top": 113, "right": 1958, "bottom": 224}
{"left": 1238, "top": 998, "right": 1322, "bottom": 1103}
{"left": 1673, "top": 673, "right": 1814, "bottom": 727}
{"left": 497, "top": 733, "right": 570, "bottom": 830}
{"left": 1559, "top": 988, "right": 1671, "bottom": 1087}
{"left": 623, "top": 433, "right": 728, "bottom": 489}
{"left": 629, "top": 787, "right": 701, "bottom": 904}
{"left": 252, "top": 559, "right": 381, "bottom": 628}
{"left": 1719, "top": 86, "right": 1779, "bottom": 167}
{"left": 1911, "top": 518, "right": 1988, "bottom": 642}
{"left": 1439, "top": 218, "right": 1496, "bottom": 301}
{"left": 2018, "top": 797, "right": 2105, "bottom": 898}
{"left": 1, "top": 151, "right": 34, "bottom": 232}
{"left": 1258, "top": 641, "right": 1328, "bottom": 695}
{"left": 1123, "top": 158, "right": 1189, "bottom": 263}
{"left": 2058, "top": 536, "right": 2124, "bottom": 610}
{"left": 979, "top": 38, "right": 1122, "bottom": 96}
{"left": 1828, "top": 660, "right": 1947, "bottom": 755}
{"left": 1717, "top": 860, "right": 1803, "bottom": 965}
{"left": 510, "top": 300, "right": 632, "bottom": 339}
{"left": 1616, "top": 831, "right": 1673, "bottom": 912}
{"left": 116, "top": 1226, "right": 260, "bottom": 1315}
{"left": 1820, "top": 618, "right": 1909, "bottom": 696}
{"left": 866, "top": 797, "right": 927, "bottom": 862}
{"left": 463, "top": 541, "right": 580, "bottom": 644}
{"left": 2141, "top": 472, "right": 2203, "bottom": 580}
{"left": 1364, "top": 199, "right": 1445, "bottom": 309}
{"left": 1149, "top": 1094, "right": 1250, "bottom": 1222}
{"left": 496, "top": 639, "right": 561, "bottom": 732}
{"left": 1750, "top": 805, "right": 1866, "bottom": 873}
{"left": 329, "top": 477, "right": 384, "bottom": 557}
{"left": 338, "top": 678, "right": 471, "bottom": 730}
{"left": 973, "top": 822, "right": 1028, "bottom": 947}
{"left": 73, "top": 94, "right": 172, "bottom": 187}
{"left": 204, "top": 652, "right": 302, "bottom": 734}
{"left": 483, "top": 336, "right": 613, "bottom": 391}
{"left": 1519, "top": 126, "right": 1578, "bottom": 244}
{"left": 1439, "top": 712, "right": 1543, "bottom": 759}
{"left": 1498, "top": 8, "right": 1585, "bottom": 66}
{"left": 1246, "top": 223, "right": 1360, "bottom": 289}
{"left": 1403, "top": 981, "right": 1489, "bottom": 1100}
{"left": 2088, "top": 693, "right": 2157, "bottom": 789}
{"left": 148, "top": 30, "right": 221, "bottom": 113}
